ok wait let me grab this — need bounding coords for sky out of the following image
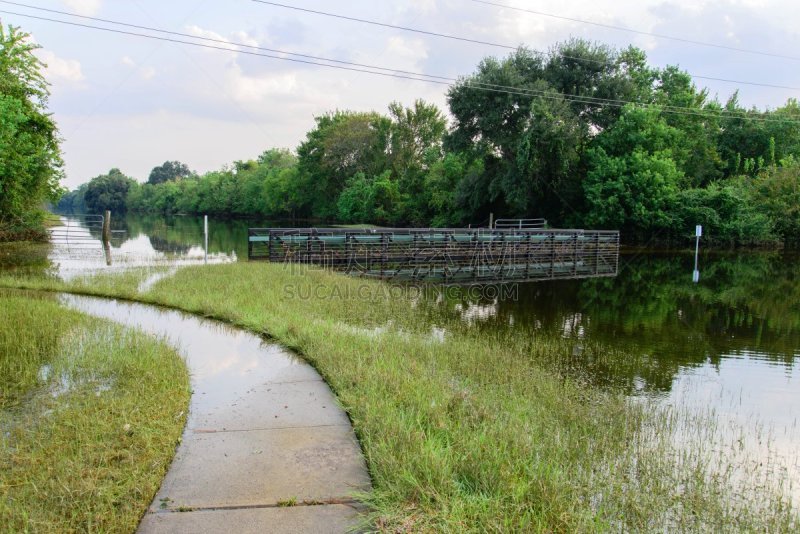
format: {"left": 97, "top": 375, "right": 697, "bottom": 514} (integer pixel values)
{"left": 2, "top": 0, "right": 800, "bottom": 189}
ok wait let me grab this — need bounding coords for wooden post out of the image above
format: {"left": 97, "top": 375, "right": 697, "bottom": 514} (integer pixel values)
{"left": 102, "top": 210, "right": 112, "bottom": 266}
{"left": 102, "top": 210, "right": 111, "bottom": 243}
{"left": 489, "top": 212, "right": 494, "bottom": 229}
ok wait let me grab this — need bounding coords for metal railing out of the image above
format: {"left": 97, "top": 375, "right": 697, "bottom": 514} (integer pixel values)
{"left": 49, "top": 214, "right": 105, "bottom": 248}
{"left": 248, "top": 227, "right": 619, "bottom": 284}
{"left": 493, "top": 218, "right": 547, "bottom": 229}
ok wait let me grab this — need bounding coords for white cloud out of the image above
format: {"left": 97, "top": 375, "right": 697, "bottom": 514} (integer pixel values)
{"left": 186, "top": 25, "right": 263, "bottom": 53}
{"left": 63, "top": 0, "right": 102, "bottom": 16}
{"left": 121, "top": 56, "right": 156, "bottom": 81}
{"left": 36, "top": 49, "right": 84, "bottom": 85}
{"left": 186, "top": 25, "right": 231, "bottom": 45}
{"left": 231, "top": 30, "right": 261, "bottom": 48}
{"left": 225, "top": 66, "right": 298, "bottom": 103}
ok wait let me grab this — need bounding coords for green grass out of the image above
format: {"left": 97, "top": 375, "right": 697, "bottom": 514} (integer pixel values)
{"left": 1, "top": 264, "right": 797, "bottom": 531}
{"left": 0, "top": 292, "right": 190, "bottom": 532}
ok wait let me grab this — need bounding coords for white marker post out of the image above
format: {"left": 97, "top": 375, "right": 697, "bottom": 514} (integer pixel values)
{"left": 693, "top": 224, "right": 702, "bottom": 283}
{"left": 204, "top": 215, "right": 208, "bottom": 265}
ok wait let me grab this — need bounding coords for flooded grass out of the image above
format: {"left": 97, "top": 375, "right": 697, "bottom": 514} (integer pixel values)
{"left": 1, "top": 264, "right": 798, "bottom": 531}
{"left": 0, "top": 293, "right": 190, "bottom": 532}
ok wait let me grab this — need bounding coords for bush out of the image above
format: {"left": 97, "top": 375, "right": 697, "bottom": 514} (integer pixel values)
{"left": 671, "top": 179, "right": 775, "bottom": 246}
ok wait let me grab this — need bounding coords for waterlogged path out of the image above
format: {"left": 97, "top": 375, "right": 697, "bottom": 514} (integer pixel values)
{"left": 59, "top": 295, "right": 370, "bottom": 533}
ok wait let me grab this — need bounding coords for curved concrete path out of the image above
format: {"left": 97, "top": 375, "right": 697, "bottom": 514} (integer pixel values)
{"left": 60, "top": 295, "right": 371, "bottom": 534}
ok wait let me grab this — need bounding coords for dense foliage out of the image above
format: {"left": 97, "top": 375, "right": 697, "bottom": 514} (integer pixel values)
{"left": 0, "top": 25, "right": 63, "bottom": 240}
{"left": 147, "top": 160, "right": 192, "bottom": 185}
{"left": 59, "top": 40, "right": 800, "bottom": 246}
{"left": 83, "top": 168, "right": 137, "bottom": 213}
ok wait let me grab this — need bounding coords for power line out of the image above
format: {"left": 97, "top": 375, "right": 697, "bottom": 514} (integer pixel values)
{"left": 6, "top": 1, "right": 798, "bottom": 93}
{"left": 469, "top": 0, "right": 800, "bottom": 62}
{"left": 250, "top": 0, "right": 518, "bottom": 50}
{"left": 249, "top": 0, "right": 800, "bottom": 92}
{"left": 2, "top": 8, "right": 798, "bottom": 125}
{"left": 12, "top": 0, "right": 793, "bottom": 111}
{"left": 0, "top": 1, "right": 456, "bottom": 81}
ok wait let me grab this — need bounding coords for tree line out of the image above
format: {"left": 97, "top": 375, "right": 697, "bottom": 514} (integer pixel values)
{"left": 0, "top": 25, "right": 63, "bottom": 241}
{"left": 60, "top": 39, "right": 800, "bottom": 246}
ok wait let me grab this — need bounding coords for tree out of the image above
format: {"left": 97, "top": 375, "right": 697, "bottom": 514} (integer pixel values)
{"left": 583, "top": 105, "right": 685, "bottom": 237}
{"left": 55, "top": 183, "right": 88, "bottom": 213}
{"left": 337, "top": 171, "right": 402, "bottom": 226}
{"left": 510, "top": 88, "right": 585, "bottom": 221}
{"left": 543, "top": 40, "right": 656, "bottom": 130}
{"left": 387, "top": 99, "right": 447, "bottom": 224}
{"left": 671, "top": 180, "right": 774, "bottom": 246}
{"left": 654, "top": 66, "right": 723, "bottom": 186}
{"left": 446, "top": 41, "right": 654, "bottom": 225}
{"left": 751, "top": 158, "right": 800, "bottom": 246}
{"left": 296, "top": 111, "right": 391, "bottom": 219}
{"left": 83, "top": 169, "right": 136, "bottom": 213}
{"left": 0, "top": 24, "right": 63, "bottom": 238}
{"left": 147, "top": 160, "right": 191, "bottom": 185}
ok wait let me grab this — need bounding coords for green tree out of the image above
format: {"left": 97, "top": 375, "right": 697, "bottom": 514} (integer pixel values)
{"left": 337, "top": 171, "right": 402, "bottom": 226}
{"left": 147, "top": 160, "right": 192, "bottom": 185}
{"left": 56, "top": 183, "right": 88, "bottom": 213}
{"left": 654, "top": 66, "right": 723, "bottom": 186}
{"left": 297, "top": 111, "right": 392, "bottom": 219}
{"left": 421, "top": 152, "right": 483, "bottom": 227}
{"left": 583, "top": 105, "right": 684, "bottom": 237}
{"left": 543, "top": 40, "right": 656, "bottom": 129}
{"left": 0, "top": 25, "right": 64, "bottom": 238}
{"left": 388, "top": 100, "right": 447, "bottom": 224}
{"left": 717, "top": 93, "right": 772, "bottom": 177}
{"left": 446, "top": 41, "right": 654, "bottom": 225}
{"left": 671, "top": 180, "right": 774, "bottom": 246}
{"left": 751, "top": 158, "right": 800, "bottom": 246}
{"left": 84, "top": 169, "right": 136, "bottom": 213}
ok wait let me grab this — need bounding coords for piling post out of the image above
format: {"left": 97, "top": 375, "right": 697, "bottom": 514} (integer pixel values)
{"left": 102, "top": 210, "right": 111, "bottom": 243}
{"left": 101, "top": 210, "right": 112, "bottom": 266}
{"left": 693, "top": 225, "right": 702, "bottom": 283}
{"left": 204, "top": 215, "right": 209, "bottom": 265}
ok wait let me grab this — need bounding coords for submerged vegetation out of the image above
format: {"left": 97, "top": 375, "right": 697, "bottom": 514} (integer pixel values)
{"left": 0, "top": 292, "right": 190, "bottom": 531}
{"left": 1, "top": 265, "right": 796, "bottom": 531}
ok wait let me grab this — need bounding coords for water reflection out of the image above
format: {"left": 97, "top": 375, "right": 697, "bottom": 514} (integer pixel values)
{"left": 57, "top": 294, "right": 319, "bottom": 426}
{"left": 435, "top": 251, "right": 800, "bottom": 506}
{"left": 45, "top": 214, "right": 242, "bottom": 278}
{"left": 435, "top": 252, "right": 799, "bottom": 395}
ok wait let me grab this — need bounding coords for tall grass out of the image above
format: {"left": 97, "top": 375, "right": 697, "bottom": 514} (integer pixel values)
{"left": 0, "top": 293, "right": 190, "bottom": 532}
{"left": 1, "top": 264, "right": 797, "bottom": 531}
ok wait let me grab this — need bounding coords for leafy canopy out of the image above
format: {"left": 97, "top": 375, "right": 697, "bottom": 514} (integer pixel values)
{"left": 0, "top": 24, "right": 63, "bottom": 236}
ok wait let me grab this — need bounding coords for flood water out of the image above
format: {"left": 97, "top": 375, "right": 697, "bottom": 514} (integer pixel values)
{"left": 2, "top": 212, "right": 799, "bottom": 503}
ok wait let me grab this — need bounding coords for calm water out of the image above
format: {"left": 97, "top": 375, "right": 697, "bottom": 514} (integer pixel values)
{"left": 3, "top": 213, "right": 799, "bottom": 501}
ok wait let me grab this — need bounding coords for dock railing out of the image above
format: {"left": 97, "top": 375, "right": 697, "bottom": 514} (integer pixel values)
{"left": 493, "top": 218, "right": 547, "bottom": 229}
{"left": 248, "top": 227, "right": 620, "bottom": 284}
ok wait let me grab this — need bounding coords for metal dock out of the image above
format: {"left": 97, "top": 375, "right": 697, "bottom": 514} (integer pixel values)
{"left": 248, "top": 227, "right": 619, "bottom": 284}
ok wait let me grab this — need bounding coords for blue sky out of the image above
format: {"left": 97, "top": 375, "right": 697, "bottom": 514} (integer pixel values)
{"left": 3, "top": 0, "right": 799, "bottom": 188}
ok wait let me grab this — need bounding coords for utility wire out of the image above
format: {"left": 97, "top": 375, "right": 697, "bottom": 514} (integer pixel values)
{"left": 6, "top": 1, "right": 799, "bottom": 92}
{"left": 3, "top": 8, "right": 798, "bottom": 124}
{"left": 469, "top": 0, "right": 800, "bottom": 62}
{"left": 249, "top": 0, "right": 800, "bottom": 92}
{"left": 250, "top": 0, "right": 518, "bottom": 50}
{"left": 7, "top": 0, "right": 788, "bottom": 113}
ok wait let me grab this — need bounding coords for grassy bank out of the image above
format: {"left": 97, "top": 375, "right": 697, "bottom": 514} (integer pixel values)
{"left": 0, "top": 292, "right": 190, "bottom": 532}
{"left": 1, "top": 265, "right": 797, "bottom": 531}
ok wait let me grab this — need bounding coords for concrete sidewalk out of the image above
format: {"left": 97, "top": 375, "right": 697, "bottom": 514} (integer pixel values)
{"left": 60, "top": 295, "right": 371, "bottom": 534}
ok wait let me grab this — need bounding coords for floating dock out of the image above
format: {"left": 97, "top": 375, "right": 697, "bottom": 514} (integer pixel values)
{"left": 248, "top": 227, "right": 620, "bottom": 284}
